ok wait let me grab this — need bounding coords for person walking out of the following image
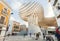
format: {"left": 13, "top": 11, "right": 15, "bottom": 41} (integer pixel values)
{"left": 55, "top": 27, "right": 60, "bottom": 41}
{"left": 43, "top": 33, "right": 45, "bottom": 39}
{"left": 29, "top": 33, "right": 32, "bottom": 37}
{"left": 35, "top": 32, "right": 40, "bottom": 40}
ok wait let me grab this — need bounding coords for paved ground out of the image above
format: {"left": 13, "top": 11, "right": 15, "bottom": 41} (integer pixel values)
{"left": 0, "top": 35, "right": 58, "bottom": 41}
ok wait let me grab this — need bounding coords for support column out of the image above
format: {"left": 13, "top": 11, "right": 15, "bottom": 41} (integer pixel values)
{"left": 28, "top": 13, "right": 43, "bottom": 39}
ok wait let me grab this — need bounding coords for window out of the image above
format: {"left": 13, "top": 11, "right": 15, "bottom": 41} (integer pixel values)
{"left": 53, "top": 0, "right": 58, "bottom": 6}
{"left": 0, "top": 16, "right": 5, "bottom": 24}
{"left": 57, "top": 15, "right": 60, "bottom": 18}
{"left": 58, "top": 6, "right": 60, "bottom": 10}
{"left": 0, "top": 27, "right": 2, "bottom": 34}
{"left": 0, "top": 27, "right": 2, "bottom": 29}
{"left": 1, "top": 8, "right": 8, "bottom": 15}
{"left": 0, "top": 30, "right": 1, "bottom": 34}
{"left": 13, "top": 25, "right": 20, "bottom": 32}
{"left": 58, "top": 27, "right": 60, "bottom": 31}
{"left": 14, "top": 29, "right": 19, "bottom": 32}
{"left": 48, "top": 31, "right": 56, "bottom": 35}
{"left": 14, "top": 26, "right": 19, "bottom": 29}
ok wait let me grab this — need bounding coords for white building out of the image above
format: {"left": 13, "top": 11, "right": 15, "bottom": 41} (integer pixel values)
{"left": 48, "top": 0, "right": 60, "bottom": 27}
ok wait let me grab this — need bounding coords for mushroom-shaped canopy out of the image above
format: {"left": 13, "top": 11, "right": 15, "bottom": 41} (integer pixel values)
{"left": 19, "top": 1, "right": 44, "bottom": 22}
{"left": 19, "top": 0, "right": 57, "bottom": 27}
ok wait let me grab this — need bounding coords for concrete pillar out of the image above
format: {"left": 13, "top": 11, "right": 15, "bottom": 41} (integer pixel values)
{"left": 28, "top": 13, "right": 40, "bottom": 33}
{"left": 28, "top": 24, "right": 42, "bottom": 34}
{"left": 28, "top": 13, "right": 43, "bottom": 39}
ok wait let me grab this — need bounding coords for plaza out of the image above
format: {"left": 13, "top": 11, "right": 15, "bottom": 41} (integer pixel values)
{"left": 0, "top": 35, "right": 58, "bottom": 41}
{"left": 0, "top": 0, "right": 60, "bottom": 41}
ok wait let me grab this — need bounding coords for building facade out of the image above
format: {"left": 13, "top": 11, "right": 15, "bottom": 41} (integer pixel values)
{"left": 12, "top": 21, "right": 28, "bottom": 35}
{"left": 0, "top": 1, "right": 11, "bottom": 36}
{"left": 12, "top": 21, "right": 21, "bottom": 34}
{"left": 48, "top": 0, "right": 60, "bottom": 26}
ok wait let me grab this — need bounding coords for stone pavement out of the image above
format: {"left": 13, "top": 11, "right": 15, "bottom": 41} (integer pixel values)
{"left": 5, "top": 36, "right": 44, "bottom": 41}
{"left": 0, "top": 36, "right": 4, "bottom": 41}
{"left": 0, "top": 35, "right": 58, "bottom": 41}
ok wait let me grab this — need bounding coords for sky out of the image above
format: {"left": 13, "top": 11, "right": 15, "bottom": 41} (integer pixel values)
{"left": 5, "top": 0, "right": 55, "bottom": 27}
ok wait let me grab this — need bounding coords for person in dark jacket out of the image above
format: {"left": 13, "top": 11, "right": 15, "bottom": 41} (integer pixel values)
{"left": 29, "top": 33, "right": 32, "bottom": 37}
{"left": 43, "top": 33, "right": 45, "bottom": 39}
{"left": 55, "top": 27, "right": 60, "bottom": 41}
{"left": 35, "top": 32, "right": 40, "bottom": 40}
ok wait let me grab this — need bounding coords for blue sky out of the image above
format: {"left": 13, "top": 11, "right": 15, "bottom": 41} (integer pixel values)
{"left": 5, "top": 0, "right": 55, "bottom": 27}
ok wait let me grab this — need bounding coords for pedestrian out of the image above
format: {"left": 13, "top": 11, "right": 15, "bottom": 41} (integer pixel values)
{"left": 35, "top": 32, "right": 40, "bottom": 40}
{"left": 24, "top": 34, "right": 26, "bottom": 37}
{"left": 30, "top": 33, "right": 31, "bottom": 37}
{"left": 43, "top": 33, "right": 45, "bottom": 39}
{"left": 55, "top": 27, "right": 60, "bottom": 41}
{"left": 46, "top": 34, "right": 51, "bottom": 41}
